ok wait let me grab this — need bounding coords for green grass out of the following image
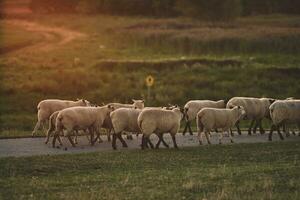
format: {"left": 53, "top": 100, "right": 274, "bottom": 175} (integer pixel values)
{"left": 0, "top": 141, "right": 299, "bottom": 199}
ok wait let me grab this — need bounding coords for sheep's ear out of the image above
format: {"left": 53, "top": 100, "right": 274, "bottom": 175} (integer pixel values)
{"left": 132, "top": 99, "right": 136, "bottom": 103}
{"left": 269, "top": 99, "right": 276, "bottom": 104}
{"left": 77, "top": 98, "right": 80, "bottom": 101}
{"left": 82, "top": 99, "right": 86, "bottom": 103}
{"left": 108, "top": 105, "right": 111, "bottom": 109}
{"left": 102, "top": 102, "right": 105, "bottom": 106}
{"left": 237, "top": 106, "right": 240, "bottom": 109}
{"left": 142, "top": 100, "right": 145, "bottom": 103}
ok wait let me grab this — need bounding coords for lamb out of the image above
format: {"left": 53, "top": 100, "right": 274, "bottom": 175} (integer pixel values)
{"left": 197, "top": 106, "right": 245, "bottom": 145}
{"left": 53, "top": 105, "right": 113, "bottom": 147}
{"left": 103, "top": 99, "right": 145, "bottom": 141}
{"left": 183, "top": 100, "right": 225, "bottom": 135}
{"left": 138, "top": 107, "right": 184, "bottom": 149}
{"left": 226, "top": 97, "right": 275, "bottom": 135}
{"left": 32, "top": 99, "right": 91, "bottom": 136}
{"left": 268, "top": 100, "right": 300, "bottom": 141}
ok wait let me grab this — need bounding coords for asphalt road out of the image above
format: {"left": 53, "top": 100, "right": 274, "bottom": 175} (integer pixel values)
{"left": 0, "top": 132, "right": 299, "bottom": 158}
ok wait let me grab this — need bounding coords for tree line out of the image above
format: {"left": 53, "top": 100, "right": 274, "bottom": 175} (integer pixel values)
{"left": 30, "top": 0, "right": 300, "bottom": 20}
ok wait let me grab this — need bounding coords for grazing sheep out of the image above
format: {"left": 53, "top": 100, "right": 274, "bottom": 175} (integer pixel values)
{"left": 226, "top": 97, "right": 275, "bottom": 135}
{"left": 104, "top": 99, "right": 145, "bottom": 141}
{"left": 32, "top": 99, "right": 90, "bottom": 136}
{"left": 183, "top": 100, "right": 225, "bottom": 135}
{"left": 269, "top": 100, "right": 300, "bottom": 141}
{"left": 197, "top": 106, "right": 245, "bottom": 145}
{"left": 53, "top": 105, "right": 113, "bottom": 147}
{"left": 138, "top": 107, "right": 184, "bottom": 149}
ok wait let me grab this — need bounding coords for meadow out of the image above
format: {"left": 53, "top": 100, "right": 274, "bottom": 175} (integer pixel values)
{"left": 1, "top": 14, "right": 300, "bottom": 136}
{"left": 0, "top": 141, "right": 299, "bottom": 199}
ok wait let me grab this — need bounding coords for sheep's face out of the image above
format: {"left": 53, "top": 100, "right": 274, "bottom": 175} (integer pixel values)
{"left": 132, "top": 99, "right": 145, "bottom": 109}
{"left": 82, "top": 99, "right": 91, "bottom": 107}
{"left": 237, "top": 106, "right": 246, "bottom": 119}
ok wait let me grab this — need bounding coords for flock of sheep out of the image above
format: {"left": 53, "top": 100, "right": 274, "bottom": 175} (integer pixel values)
{"left": 31, "top": 97, "right": 300, "bottom": 150}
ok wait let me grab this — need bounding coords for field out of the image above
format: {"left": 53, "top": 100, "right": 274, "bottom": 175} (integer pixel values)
{"left": 0, "top": 141, "right": 299, "bottom": 199}
{"left": 1, "top": 3, "right": 300, "bottom": 199}
{"left": 1, "top": 14, "right": 300, "bottom": 137}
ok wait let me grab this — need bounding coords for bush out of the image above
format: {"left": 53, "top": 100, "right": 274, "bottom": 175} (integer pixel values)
{"left": 175, "top": 0, "right": 241, "bottom": 21}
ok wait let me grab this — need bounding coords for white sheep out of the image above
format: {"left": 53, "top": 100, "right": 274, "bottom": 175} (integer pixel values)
{"left": 110, "top": 108, "right": 141, "bottom": 149}
{"left": 138, "top": 107, "right": 184, "bottom": 149}
{"left": 104, "top": 99, "right": 145, "bottom": 141}
{"left": 269, "top": 100, "right": 300, "bottom": 141}
{"left": 226, "top": 97, "right": 275, "bottom": 135}
{"left": 46, "top": 111, "right": 92, "bottom": 146}
{"left": 183, "top": 100, "right": 225, "bottom": 135}
{"left": 197, "top": 106, "right": 245, "bottom": 145}
{"left": 32, "top": 99, "right": 90, "bottom": 136}
{"left": 53, "top": 105, "right": 113, "bottom": 147}
{"left": 109, "top": 107, "right": 171, "bottom": 149}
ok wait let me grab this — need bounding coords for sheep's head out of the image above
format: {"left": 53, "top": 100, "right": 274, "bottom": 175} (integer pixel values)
{"left": 237, "top": 106, "right": 246, "bottom": 119}
{"left": 132, "top": 99, "right": 145, "bottom": 109}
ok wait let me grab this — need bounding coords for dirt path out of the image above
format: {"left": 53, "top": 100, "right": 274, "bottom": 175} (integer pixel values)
{"left": 4, "top": 19, "right": 86, "bottom": 53}
{"left": 0, "top": 132, "right": 299, "bottom": 158}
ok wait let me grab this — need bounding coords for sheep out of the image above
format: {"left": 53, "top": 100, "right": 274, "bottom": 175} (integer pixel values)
{"left": 32, "top": 99, "right": 91, "bottom": 136}
{"left": 104, "top": 99, "right": 145, "bottom": 141}
{"left": 45, "top": 111, "right": 92, "bottom": 146}
{"left": 110, "top": 107, "right": 170, "bottom": 149}
{"left": 183, "top": 100, "right": 225, "bottom": 135}
{"left": 197, "top": 106, "right": 245, "bottom": 145}
{"left": 226, "top": 97, "right": 275, "bottom": 135}
{"left": 268, "top": 100, "right": 300, "bottom": 141}
{"left": 138, "top": 107, "right": 184, "bottom": 149}
{"left": 53, "top": 105, "right": 113, "bottom": 147}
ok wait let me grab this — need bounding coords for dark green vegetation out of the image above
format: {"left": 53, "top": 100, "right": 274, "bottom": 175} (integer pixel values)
{"left": 28, "top": 0, "right": 300, "bottom": 20}
{"left": 0, "top": 141, "right": 299, "bottom": 199}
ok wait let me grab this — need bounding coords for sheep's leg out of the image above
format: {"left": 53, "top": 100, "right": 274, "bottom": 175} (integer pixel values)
{"left": 269, "top": 125, "right": 275, "bottom": 141}
{"left": 57, "top": 135, "right": 63, "bottom": 146}
{"left": 45, "top": 127, "right": 53, "bottom": 144}
{"left": 187, "top": 122, "right": 193, "bottom": 135}
{"left": 284, "top": 124, "right": 290, "bottom": 137}
{"left": 112, "top": 133, "right": 117, "bottom": 150}
{"left": 52, "top": 132, "right": 58, "bottom": 148}
{"left": 117, "top": 133, "right": 128, "bottom": 148}
{"left": 218, "top": 131, "right": 223, "bottom": 144}
{"left": 160, "top": 135, "right": 169, "bottom": 148}
{"left": 32, "top": 121, "right": 41, "bottom": 136}
{"left": 107, "top": 129, "right": 111, "bottom": 142}
{"left": 230, "top": 128, "right": 234, "bottom": 137}
{"left": 136, "top": 132, "right": 139, "bottom": 138}
{"left": 67, "top": 134, "right": 76, "bottom": 147}
{"left": 253, "top": 120, "right": 258, "bottom": 134}
{"left": 146, "top": 137, "right": 154, "bottom": 149}
{"left": 248, "top": 120, "right": 255, "bottom": 135}
{"left": 141, "top": 135, "right": 146, "bottom": 150}
{"left": 182, "top": 121, "right": 189, "bottom": 135}
{"left": 171, "top": 134, "right": 178, "bottom": 149}
{"left": 228, "top": 130, "right": 234, "bottom": 143}
{"left": 126, "top": 132, "right": 133, "bottom": 140}
{"left": 277, "top": 125, "right": 284, "bottom": 140}
{"left": 198, "top": 131, "right": 203, "bottom": 145}
{"left": 155, "top": 134, "right": 169, "bottom": 149}
{"left": 204, "top": 131, "right": 211, "bottom": 144}
{"left": 258, "top": 120, "right": 265, "bottom": 134}
{"left": 235, "top": 121, "right": 242, "bottom": 135}
{"left": 90, "top": 129, "right": 95, "bottom": 146}
{"left": 74, "top": 130, "right": 79, "bottom": 144}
